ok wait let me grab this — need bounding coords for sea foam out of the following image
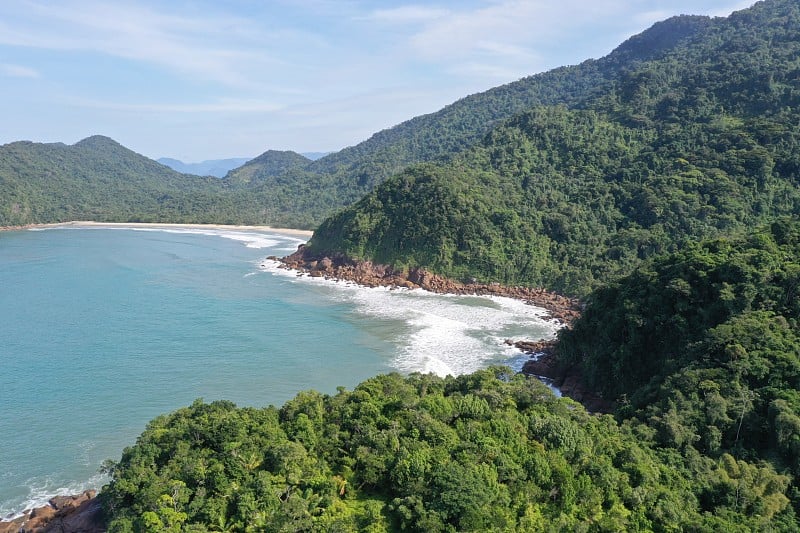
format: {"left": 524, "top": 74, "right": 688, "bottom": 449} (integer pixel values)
{"left": 0, "top": 472, "right": 107, "bottom": 522}
{"left": 258, "top": 259, "right": 557, "bottom": 377}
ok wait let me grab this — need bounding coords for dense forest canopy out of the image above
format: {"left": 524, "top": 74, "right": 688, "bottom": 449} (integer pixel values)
{"left": 308, "top": 0, "right": 800, "bottom": 295}
{"left": 101, "top": 368, "right": 797, "bottom": 532}
{"left": 556, "top": 218, "right": 800, "bottom": 518}
{"left": 100, "top": 215, "right": 800, "bottom": 531}
{"left": 0, "top": 4, "right": 729, "bottom": 230}
{"left": 7, "top": 1, "right": 800, "bottom": 530}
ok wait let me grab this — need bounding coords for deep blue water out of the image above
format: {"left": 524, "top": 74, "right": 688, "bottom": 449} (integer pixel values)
{"left": 0, "top": 226, "right": 555, "bottom": 517}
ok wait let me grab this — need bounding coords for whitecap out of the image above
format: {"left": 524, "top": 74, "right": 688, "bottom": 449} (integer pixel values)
{"left": 257, "top": 258, "right": 558, "bottom": 377}
{"left": 0, "top": 471, "right": 107, "bottom": 522}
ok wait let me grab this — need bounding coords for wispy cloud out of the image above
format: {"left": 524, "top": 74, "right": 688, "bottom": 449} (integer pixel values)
{"left": 0, "top": 1, "right": 286, "bottom": 87}
{"left": 0, "top": 63, "right": 40, "bottom": 78}
{"left": 70, "top": 97, "right": 284, "bottom": 114}
{"left": 0, "top": 0, "right": 765, "bottom": 160}
{"left": 365, "top": 5, "right": 450, "bottom": 23}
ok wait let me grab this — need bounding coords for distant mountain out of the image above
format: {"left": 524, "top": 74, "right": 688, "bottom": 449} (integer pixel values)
{"left": 308, "top": 0, "right": 800, "bottom": 295}
{"left": 157, "top": 157, "right": 251, "bottom": 178}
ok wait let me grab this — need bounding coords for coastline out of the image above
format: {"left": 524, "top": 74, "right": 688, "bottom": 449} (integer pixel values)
{"left": 2, "top": 236, "right": 588, "bottom": 529}
{"left": 277, "top": 245, "right": 614, "bottom": 413}
{"left": 1, "top": 221, "right": 313, "bottom": 529}
{"left": 0, "top": 221, "right": 314, "bottom": 238}
{"left": 277, "top": 245, "right": 582, "bottom": 325}
{"left": 0, "top": 491, "right": 103, "bottom": 532}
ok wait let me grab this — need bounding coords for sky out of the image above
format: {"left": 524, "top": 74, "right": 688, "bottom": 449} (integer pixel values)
{"left": 0, "top": 0, "right": 755, "bottom": 162}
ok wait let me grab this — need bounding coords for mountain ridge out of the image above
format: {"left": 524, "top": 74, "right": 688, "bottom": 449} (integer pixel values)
{"left": 307, "top": 0, "right": 800, "bottom": 295}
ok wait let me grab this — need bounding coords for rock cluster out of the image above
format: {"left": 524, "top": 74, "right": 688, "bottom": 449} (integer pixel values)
{"left": 278, "top": 246, "right": 610, "bottom": 413}
{"left": 0, "top": 490, "right": 104, "bottom": 533}
{"left": 277, "top": 245, "right": 582, "bottom": 325}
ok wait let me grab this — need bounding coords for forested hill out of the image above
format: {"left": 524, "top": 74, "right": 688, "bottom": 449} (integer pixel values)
{"left": 308, "top": 0, "right": 800, "bottom": 296}
{"left": 98, "top": 221, "right": 800, "bottom": 530}
{"left": 223, "top": 149, "right": 311, "bottom": 186}
{"left": 101, "top": 367, "right": 796, "bottom": 531}
{"left": 0, "top": 136, "right": 241, "bottom": 226}
{"left": 556, "top": 217, "right": 800, "bottom": 524}
{"left": 221, "top": 13, "right": 714, "bottom": 226}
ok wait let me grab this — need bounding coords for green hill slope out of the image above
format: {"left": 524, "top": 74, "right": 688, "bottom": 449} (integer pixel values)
{"left": 223, "top": 150, "right": 311, "bottom": 186}
{"left": 308, "top": 0, "right": 800, "bottom": 295}
{"left": 557, "top": 218, "right": 800, "bottom": 521}
{"left": 224, "top": 14, "right": 714, "bottom": 227}
{"left": 101, "top": 368, "right": 796, "bottom": 531}
{"left": 0, "top": 136, "right": 241, "bottom": 226}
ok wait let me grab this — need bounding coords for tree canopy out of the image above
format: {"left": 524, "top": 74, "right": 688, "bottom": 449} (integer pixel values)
{"left": 101, "top": 368, "right": 797, "bottom": 532}
{"left": 309, "top": 0, "right": 800, "bottom": 295}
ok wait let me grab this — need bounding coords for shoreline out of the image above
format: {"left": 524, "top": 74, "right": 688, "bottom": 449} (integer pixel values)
{"left": 277, "top": 246, "right": 615, "bottom": 413}
{"left": 278, "top": 245, "right": 583, "bottom": 325}
{"left": 1, "top": 238, "right": 587, "bottom": 528}
{"left": 0, "top": 221, "right": 314, "bottom": 238}
{"left": 0, "top": 491, "right": 103, "bottom": 532}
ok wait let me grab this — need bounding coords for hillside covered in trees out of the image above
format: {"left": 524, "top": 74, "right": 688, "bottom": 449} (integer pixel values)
{"left": 0, "top": 5, "right": 732, "bottom": 230}
{"left": 555, "top": 218, "right": 800, "bottom": 519}
{"left": 101, "top": 365, "right": 797, "bottom": 531}
{"left": 220, "top": 12, "right": 716, "bottom": 227}
{"left": 10, "top": 1, "right": 800, "bottom": 529}
{"left": 0, "top": 136, "right": 238, "bottom": 226}
{"left": 308, "top": 0, "right": 800, "bottom": 295}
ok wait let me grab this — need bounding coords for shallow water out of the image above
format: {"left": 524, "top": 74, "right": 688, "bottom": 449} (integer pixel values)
{"left": 0, "top": 226, "right": 555, "bottom": 517}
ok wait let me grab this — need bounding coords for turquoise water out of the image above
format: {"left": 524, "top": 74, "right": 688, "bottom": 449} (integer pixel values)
{"left": 0, "top": 226, "right": 556, "bottom": 517}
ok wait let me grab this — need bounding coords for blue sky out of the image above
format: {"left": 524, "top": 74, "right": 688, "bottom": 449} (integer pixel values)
{"left": 0, "top": 0, "right": 754, "bottom": 162}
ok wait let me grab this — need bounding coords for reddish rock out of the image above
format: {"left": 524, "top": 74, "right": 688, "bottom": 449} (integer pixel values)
{"left": 41, "top": 497, "right": 104, "bottom": 533}
{"left": 0, "top": 516, "right": 25, "bottom": 533}
{"left": 278, "top": 246, "right": 612, "bottom": 411}
{"left": 279, "top": 246, "right": 582, "bottom": 325}
{"left": 29, "top": 505, "right": 56, "bottom": 522}
{"left": 1, "top": 490, "right": 105, "bottom": 533}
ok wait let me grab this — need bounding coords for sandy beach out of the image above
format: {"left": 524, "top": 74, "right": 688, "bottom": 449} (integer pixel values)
{"left": 0, "top": 221, "right": 314, "bottom": 238}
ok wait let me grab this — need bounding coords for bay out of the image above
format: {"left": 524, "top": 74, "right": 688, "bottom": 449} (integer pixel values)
{"left": 0, "top": 226, "right": 555, "bottom": 517}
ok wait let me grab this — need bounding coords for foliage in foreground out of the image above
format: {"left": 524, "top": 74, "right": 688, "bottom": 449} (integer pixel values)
{"left": 101, "top": 368, "right": 795, "bottom": 532}
{"left": 558, "top": 218, "right": 800, "bottom": 519}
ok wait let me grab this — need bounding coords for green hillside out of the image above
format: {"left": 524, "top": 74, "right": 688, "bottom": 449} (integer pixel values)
{"left": 308, "top": 0, "right": 800, "bottom": 295}
{"left": 0, "top": 136, "right": 239, "bottom": 226}
{"left": 222, "top": 14, "right": 714, "bottom": 226}
{"left": 223, "top": 150, "right": 311, "bottom": 186}
{"left": 101, "top": 367, "right": 796, "bottom": 531}
{"left": 557, "top": 217, "right": 800, "bottom": 522}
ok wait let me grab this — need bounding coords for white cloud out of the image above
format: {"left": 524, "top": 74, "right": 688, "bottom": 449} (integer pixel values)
{"left": 0, "top": 1, "right": 288, "bottom": 87}
{"left": 0, "top": 63, "right": 40, "bottom": 78}
{"left": 0, "top": 0, "right": 767, "bottom": 161}
{"left": 365, "top": 5, "right": 450, "bottom": 23}
{"left": 69, "top": 97, "right": 284, "bottom": 114}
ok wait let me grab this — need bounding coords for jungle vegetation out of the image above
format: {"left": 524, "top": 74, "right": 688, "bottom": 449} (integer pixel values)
{"left": 308, "top": 0, "right": 800, "bottom": 295}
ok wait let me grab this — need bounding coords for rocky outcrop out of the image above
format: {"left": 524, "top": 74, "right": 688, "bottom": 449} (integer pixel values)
{"left": 278, "top": 246, "right": 611, "bottom": 413}
{"left": 0, "top": 491, "right": 105, "bottom": 533}
{"left": 517, "top": 343, "right": 614, "bottom": 414}
{"left": 276, "top": 245, "right": 583, "bottom": 325}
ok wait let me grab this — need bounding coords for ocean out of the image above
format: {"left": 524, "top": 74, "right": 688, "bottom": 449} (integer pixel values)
{"left": 0, "top": 225, "right": 556, "bottom": 518}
